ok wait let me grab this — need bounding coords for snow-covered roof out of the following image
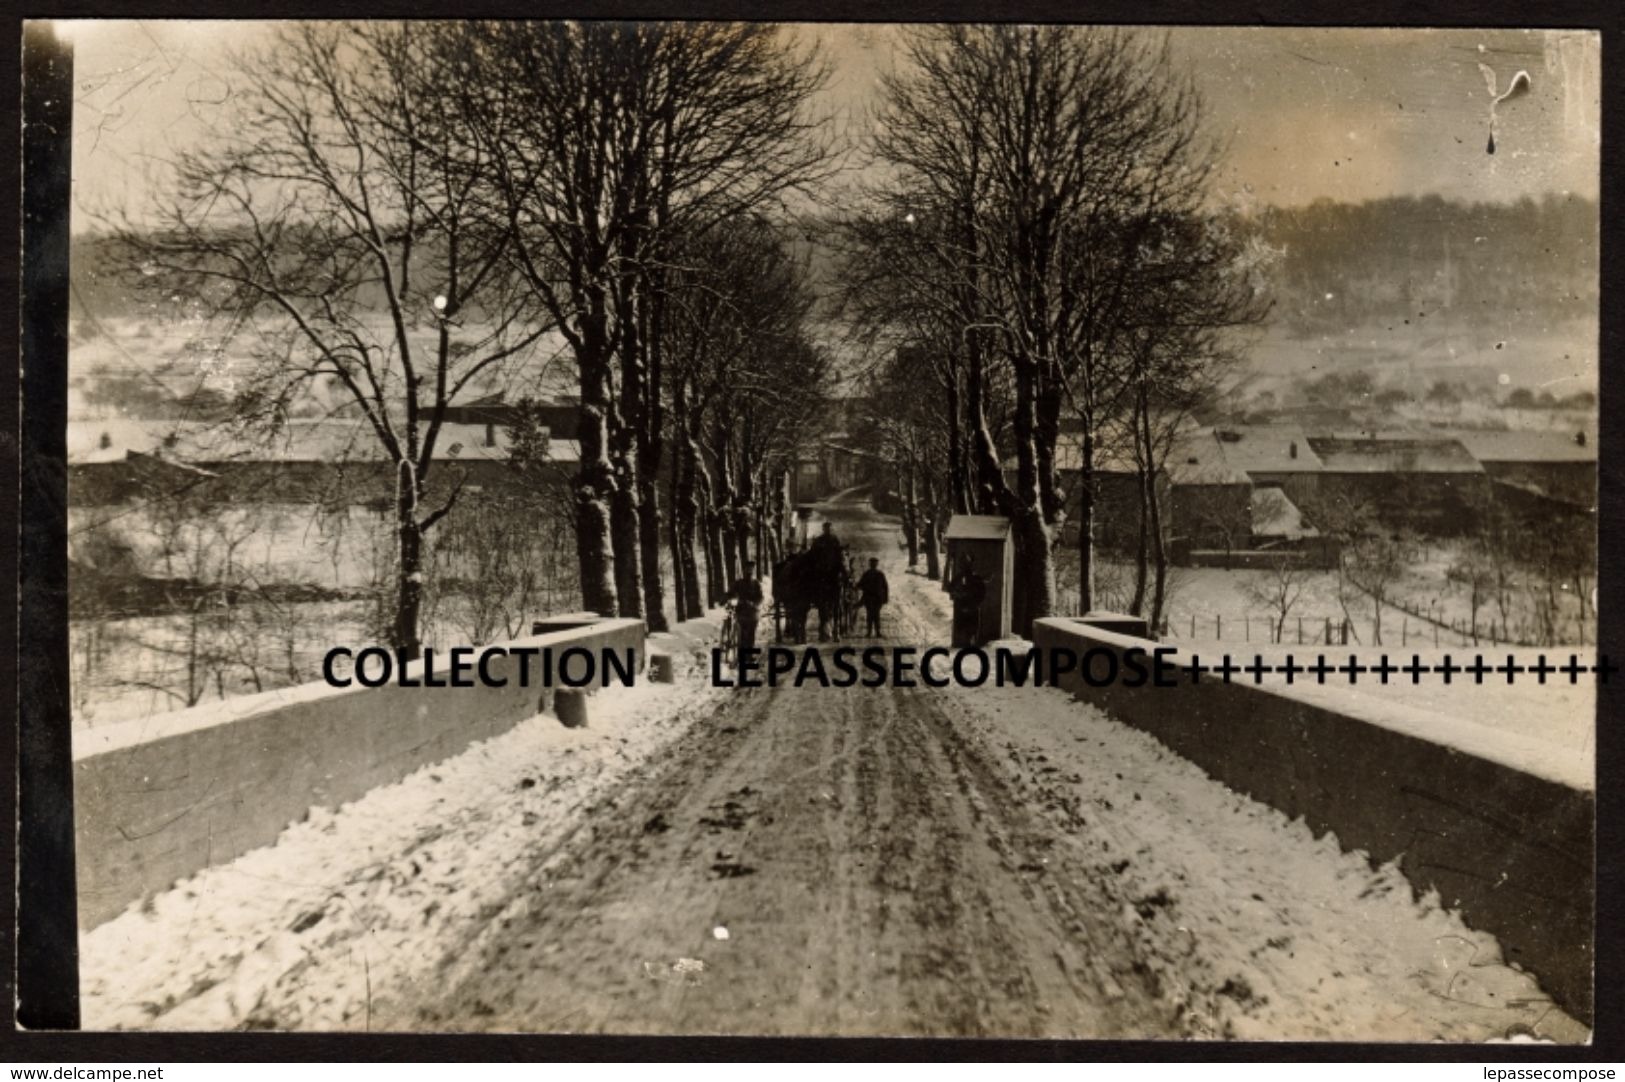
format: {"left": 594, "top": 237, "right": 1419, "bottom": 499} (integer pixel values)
{"left": 1034, "top": 423, "right": 1250, "bottom": 486}
{"left": 1307, "top": 435, "right": 1483, "bottom": 475}
{"left": 1441, "top": 428, "right": 1597, "bottom": 465}
{"left": 1250, "top": 485, "right": 1318, "bottom": 539}
{"left": 1164, "top": 431, "right": 1252, "bottom": 487}
{"left": 67, "top": 418, "right": 580, "bottom": 466}
{"left": 1209, "top": 424, "right": 1324, "bottom": 473}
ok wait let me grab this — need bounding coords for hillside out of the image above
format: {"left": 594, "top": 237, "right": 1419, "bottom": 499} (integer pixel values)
{"left": 1251, "top": 194, "right": 1597, "bottom": 336}
{"left": 70, "top": 194, "right": 1600, "bottom": 417}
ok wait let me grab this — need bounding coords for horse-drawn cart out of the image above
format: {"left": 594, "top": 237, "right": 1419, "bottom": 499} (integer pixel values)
{"left": 770, "top": 546, "right": 854, "bottom": 644}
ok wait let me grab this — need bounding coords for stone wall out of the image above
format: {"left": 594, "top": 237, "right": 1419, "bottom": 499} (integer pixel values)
{"left": 73, "top": 618, "right": 645, "bottom": 929}
{"left": 1031, "top": 617, "right": 1593, "bottom": 1022}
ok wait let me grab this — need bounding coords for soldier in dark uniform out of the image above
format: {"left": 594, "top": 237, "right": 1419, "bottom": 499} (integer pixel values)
{"left": 728, "top": 559, "right": 764, "bottom": 667}
{"left": 949, "top": 553, "right": 986, "bottom": 647}
{"left": 807, "top": 521, "right": 844, "bottom": 642}
{"left": 856, "top": 558, "right": 889, "bottom": 637}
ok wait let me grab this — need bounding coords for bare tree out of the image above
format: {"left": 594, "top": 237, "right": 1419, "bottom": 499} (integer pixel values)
{"left": 1115, "top": 211, "right": 1270, "bottom": 628}
{"left": 858, "top": 26, "right": 1256, "bottom": 635}
{"left": 661, "top": 216, "right": 828, "bottom": 615}
{"left": 1447, "top": 536, "right": 1497, "bottom": 644}
{"left": 113, "top": 23, "right": 553, "bottom": 659}
{"left": 434, "top": 22, "right": 829, "bottom": 625}
{"left": 1299, "top": 490, "right": 1380, "bottom": 644}
{"left": 1516, "top": 520, "right": 1594, "bottom": 647}
{"left": 1347, "top": 530, "right": 1417, "bottom": 647}
{"left": 1242, "top": 554, "right": 1311, "bottom": 644}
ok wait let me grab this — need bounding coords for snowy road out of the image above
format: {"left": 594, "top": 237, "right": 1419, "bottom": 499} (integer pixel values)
{"left": 81, "top": 490, "right": 1586, "bottom": 1041}
{"left": 406, "top": 585, "right": 1176, "bottom": 1037}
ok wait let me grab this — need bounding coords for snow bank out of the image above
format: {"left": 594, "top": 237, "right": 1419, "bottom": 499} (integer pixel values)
{"left": 73, "top": 618, "right": 646, "bottom": 928}
{"left": 886, "top": 571, "right": 1586, "bottom": 1041}
{"left": 1030, "top": 617, "right": 1594, "bottom": 1024}
{"left": 928, "top": 680, "right": 1589, "bottom": 1043}
{"left": 80, "top": 607, "right": 731, "bottom": 1030}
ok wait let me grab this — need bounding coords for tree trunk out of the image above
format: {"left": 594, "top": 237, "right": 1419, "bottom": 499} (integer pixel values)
{"left": 638, "top": 473, "right": 665, "bottom": 630}
{"left": 965, "top": 329, "right": 1004, "bottom": 516}
{"left": 923, "top": 475, "right": 943, "bottom": 581}
{"left": 1013, "top": 508, "right": 1053, "bottom": 639}
{"left": 946, "top": 365, "right": 969, "bottom": 515}
{"left": 674, "top": 384, "right": 707, "bottom": 618}
{"left": 1036, "top": 374, "right": 1064, "bottom": 528}
{"left": 696, "top": 462, "right": 724, "bottom": 608}
{"left": 712, "top": 419, "right": 741, "bottom": 588}
{"left": 1129, "top": 466, "right": 1149, "bottom": 617}
{"left": 573, "top": 321, "right": 618, "bottom": 617}
{"left": 610, "top": 468, "right": 644, "bottom": 620}
{"left": 667, "top": 444, "right": 690, "bottom": 623}
{"left": 903, "top": 463, "right": 920, "bottom": 568}
{"left": 393, "top": 464, "right": 425, "bottom": 660}
{"left": 638, "top": 283, "right": 668, "bottom": 632}
{"left": 719, "top": 515, "right": 738, "bottom": 593}
{"left": 1130, "top": 388, "right": 1151, "bottom": 616}
{"left": 703, "top": 508, "right": 724, "bottom": 608}
{"left": 682, "top": 492, "right": 705, "bottom": 616}
{"left": 1148, "top": 473, "right": 1170, "bottom": 634}
{"left": 735, "top": 413, "right": 757, "bottom": 573}
{"left": 1075, "top": 415, "right": 1096, "bottom": 616}
{"left": 1011, "top": 356, "right": 1055, "bottom": 637}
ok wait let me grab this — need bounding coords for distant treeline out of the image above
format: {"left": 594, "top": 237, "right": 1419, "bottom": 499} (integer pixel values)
{"left": 70, "top": 227, "right": 440, "bottom": 325}
{"left": 72, "top": 193, "right": 1600, "bottom": 338}
{"left": 1250, "top": 194, "right": 1598, "bottom": 335}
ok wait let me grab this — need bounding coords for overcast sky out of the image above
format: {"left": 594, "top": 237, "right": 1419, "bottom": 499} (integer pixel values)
{"left": 64, "top": 22, "right": 1599, "bottom": 232}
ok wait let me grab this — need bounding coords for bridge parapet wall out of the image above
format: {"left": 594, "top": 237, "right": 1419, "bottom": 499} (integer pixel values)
{"left": 1031, "top": 617, "right": 1593, "bottom": 1024}
{"left": 72, "top": 618, "right": 645, "bottom": 930}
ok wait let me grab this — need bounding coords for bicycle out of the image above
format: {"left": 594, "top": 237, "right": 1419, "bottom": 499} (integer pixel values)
{"left": 836, "top": 587, "right": 857, "bottom": 639}
{"left": 719, "top": 600, "right": 739, "bottom": 663}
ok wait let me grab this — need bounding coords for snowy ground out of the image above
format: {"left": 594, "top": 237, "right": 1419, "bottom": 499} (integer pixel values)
{"left": 899, "top": 571, "right": 1588, "bottom": 1041}
{"left": 79, "top": 612, "right": 732, "bottom": 1031}
{"left": 1208, "top": 643, "right": 1593, "bottom": 789}
{"left": 79, "top": 491, "right": 1589, "bottom": 1040}
{"left": 1149, "top": 564, "right": 1591, "bottom": 653}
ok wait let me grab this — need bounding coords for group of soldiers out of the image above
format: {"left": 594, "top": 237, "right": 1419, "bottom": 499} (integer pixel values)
{"left": 725, "top": 521, "right": 891, "bottom": 664}
{"left": 724, "top": 517, "right": 995, "bottom": 666}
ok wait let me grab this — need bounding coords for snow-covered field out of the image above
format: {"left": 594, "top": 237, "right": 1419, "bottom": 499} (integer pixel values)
{"left": 69, "top": 504, "right": 389, "bottom": 591}
{"left": 68, "top": 315, "right": 578, "bottom": 421}
{"left": 1148, "top": 561, "right": 1592, "bottom": 651}
{"left": 70, "top": 602, "right": 368, "bottom": 726}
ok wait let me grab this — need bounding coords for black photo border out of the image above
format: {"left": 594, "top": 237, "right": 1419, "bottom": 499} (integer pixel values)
{"left": 6, "top": 0, "right": 1622, "bottom": 1062}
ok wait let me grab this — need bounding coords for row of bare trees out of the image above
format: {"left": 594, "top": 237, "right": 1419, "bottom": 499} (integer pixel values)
{"left": 113, "top": 22, "right": 834, "bottom": 656}
{"left": 838, "top": 26, "right": 1270, "bottom": 635}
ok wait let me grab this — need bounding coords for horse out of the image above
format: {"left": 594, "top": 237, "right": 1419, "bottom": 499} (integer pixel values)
{"left": 771, "top": 548, "right": 844, "bottom": 644}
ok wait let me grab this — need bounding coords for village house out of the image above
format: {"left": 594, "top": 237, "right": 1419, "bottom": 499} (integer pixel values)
{"left": 1045, "top": 427, "right": 1253, "bottom": 556}
{"left": 1441, "top": 427, "right": 1597, "bottom": 513}
{"left": 67, "top": 415, "right": 581, "bottom": 508}
{"left": 1304, "top": 431, "right": 1489, "bottom": 535}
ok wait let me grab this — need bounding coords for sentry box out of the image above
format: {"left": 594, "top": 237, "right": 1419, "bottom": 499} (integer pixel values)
{"left": 943, "top": 514, "right": 1014, "bottom": 645}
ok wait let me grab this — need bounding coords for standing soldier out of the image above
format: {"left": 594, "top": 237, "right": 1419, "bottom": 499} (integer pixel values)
{"left": 856, "top": 558, "right": 890, "bottom": 638}
{"left": 808, "top": 521, "right": 844, "bottom": 641}
{"left": 949, "top": 553, "right": 986, "bottom": 647}
{"left": 728, "top": 559, "right": 765, "bottom": 668}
